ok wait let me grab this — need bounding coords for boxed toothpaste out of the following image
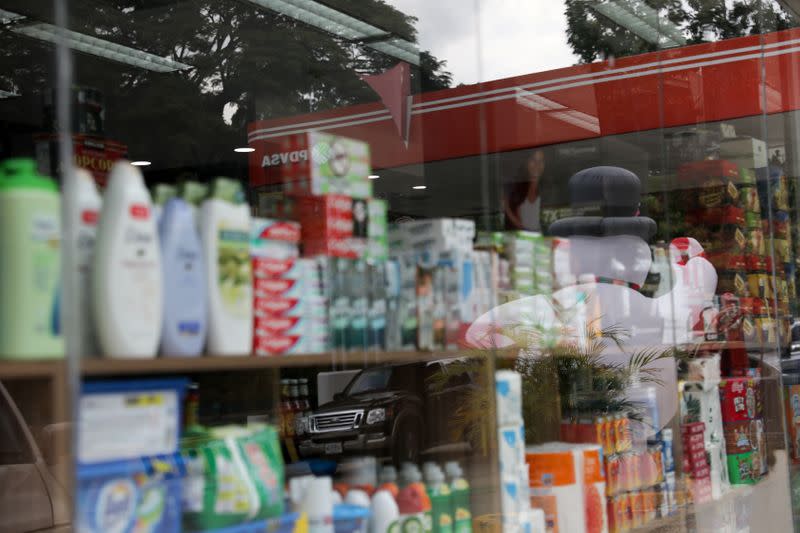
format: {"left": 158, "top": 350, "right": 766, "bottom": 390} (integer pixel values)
{"left": 254, "top": 276, "right": 305, "bottom": 299}
{"left": 250, "top": 217, "right": 301, "bottom": 259}
{"left": 293, "top": 194, "right": 367, "bottom": 258}
{"left": 249, "top": 131, "right": 372, "bottom": 198}
{"left": 254, "top": 296, "right": 304, "bottom": 318}
{"left": 389, "top": 218, "right": 476, "bottom": 259}
{"left": 255, "top": 315, "right": 306, "bottom": 337}
{"left": 254, "top": 334, "right": 307, "bottom": 356}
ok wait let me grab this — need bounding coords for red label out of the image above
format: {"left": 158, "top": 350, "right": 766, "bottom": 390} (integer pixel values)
{"left": 255, "top": 315, "right": 301, "bottom": 334}
{"left": 254, "top": 334, "right": 301, "bottom": 355}
{"left": 255, "top": 277, "right": 297, "bottom": 295}
{"left": 254, "top": 297, "right": 301, "bottom": 316}
{"left": 130, "top": 204, "right": 150, "bottom": 220}
{"left": 81, "top": 209, "right": 99, "bottom": 225}
{"left": 252, "top": 258, "right": 296, "bottom": 278}
{"left": 257, "top": 221, "right": 301, "bottom": 243}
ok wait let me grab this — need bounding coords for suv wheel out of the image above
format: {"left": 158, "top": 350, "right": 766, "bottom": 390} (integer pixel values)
{"left": 392, "top": 418, "right": 421, "bottom": 465}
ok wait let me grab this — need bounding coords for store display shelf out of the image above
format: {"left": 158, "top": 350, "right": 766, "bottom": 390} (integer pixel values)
{"left": 81, "top": 350, "right": 477, "bottom": 376}
{"left": 630, "top": 509, "right": 684, "bottom": 532}
{"left": 0, "top": 358, "right": 65, "bottom": 381}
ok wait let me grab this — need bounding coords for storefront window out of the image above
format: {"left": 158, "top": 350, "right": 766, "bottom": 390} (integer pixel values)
{"left": 5, "top": 1, "right": 800, "bottom": 532}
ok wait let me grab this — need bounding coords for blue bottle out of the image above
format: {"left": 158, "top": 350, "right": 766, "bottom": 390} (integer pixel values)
{"left": 159, "top": 197, "right": 207, "bottom": 356}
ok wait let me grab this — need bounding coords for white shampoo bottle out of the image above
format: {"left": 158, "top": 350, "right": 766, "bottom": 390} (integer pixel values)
{"left": 93, "top": 161, "right": 162, "bottom": 358}
{"left": 62, "top": 168, "right": 102, "bottom": 357}
{"left": 200, "top": 177, "right": 252, "bottom": 355}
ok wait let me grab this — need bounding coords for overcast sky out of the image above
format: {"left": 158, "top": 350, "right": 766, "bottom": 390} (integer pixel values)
{"left": 389, "top": 0, "right": 580, "bottom": 85}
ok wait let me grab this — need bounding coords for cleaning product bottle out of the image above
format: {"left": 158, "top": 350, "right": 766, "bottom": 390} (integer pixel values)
{"left": 0, "top": 158, "right": 63, "bottom": 359}
{"left": 159, "top": 197, "right": 207, "bottom": 356}
{"left": 200, "top": 177, "right": 252, "bottom": 355}
{"left": 401, "top": 463, "right": 432, "bottom": 532}
{"left": 302, "top": 476, "right": 334, "bottom": 533}
{"left": 93, "top": 161, "right": 162, "bottom": 358}
{"left": 426, "top": 466, "right": 453, "bottom": 533}
{"left": 378, "top": 465, "right": 400, "bottom": 498}
{"left": 396, "top": 484, "right": 428, "bottom": 533}
{"left": 62, "top": 168, "right": 102, "bottom": 358}
{"left": 370, "top": 489, "right": 400, "bottom": 533}
{"left": 444, "top": 462, "right": 472, "bottom": 533}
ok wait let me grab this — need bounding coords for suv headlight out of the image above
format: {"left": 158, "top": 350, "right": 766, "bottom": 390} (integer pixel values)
{"left": 366, "top": 408, "right": 386, "bottom": 425}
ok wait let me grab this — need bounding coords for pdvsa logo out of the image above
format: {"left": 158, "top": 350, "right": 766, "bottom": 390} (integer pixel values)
{"left": 261, "top": 150, "right": 308, "bottom": 167}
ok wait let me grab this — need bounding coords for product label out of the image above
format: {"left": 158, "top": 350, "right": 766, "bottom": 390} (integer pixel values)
{"left": 79, "top": 389, "right": 178, "bottom": 463}
{"left": 29, "top": 213, "right": 61, "bottom": 338}
{"left": 217, "top": 225, "right": 252, "bottom": 318}
{"left": 95, "top": 479, "right": 138, "bottom": 533}
{"left": 129, "top": 203, "right": 150, "bottom": 220}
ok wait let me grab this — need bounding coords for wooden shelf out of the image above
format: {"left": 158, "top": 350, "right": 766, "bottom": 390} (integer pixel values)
{"left": 81, "top": 349, "right": 477, "bottom": 376}
{"left": 0, "top": 359, "right": 65, "bottom": 381}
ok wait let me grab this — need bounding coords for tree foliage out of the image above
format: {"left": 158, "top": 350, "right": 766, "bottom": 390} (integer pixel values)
{"left": 1, "top": 0, "right": 451, "bottom": 169}
{"left": 566, "top": 0, "right": 796, "bottom": 64}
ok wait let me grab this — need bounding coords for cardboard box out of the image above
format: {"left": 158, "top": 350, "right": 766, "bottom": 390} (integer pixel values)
{"left": 719, "top": 137, "right": 768, "bottom": 172}
{"left": 254, "top": 334, "right": 306, "bottom": 356}
{"left": 723, "top": 419, "right": 762, "bottom": 454}
{"left": 727, "top": 452, "right": 758, "bottom": 485}
{"left": 719, "top": 378, "right": 761, "bottom": 423}
{"left": 294, "top": 194, "right": 367, "bottom": 258}
{"left": 785, "top": 383, "right": 800, "bottom": 463}
{"left": 254, "top": 296, "right": 304, "bottom": 318}
{"left": 249, "top": 131, "right": 372, "bottom": 198}
{"left": 389, "top": 218, "right": 476, "bottom": 258}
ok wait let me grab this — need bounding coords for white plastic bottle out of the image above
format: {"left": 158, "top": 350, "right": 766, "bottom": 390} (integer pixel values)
{"left": 62, "top": 168, "right": 102, "bottom": 357}
{"left": 92, "top": 161, "right": 162, "bottom": 358}
{"left": 159, "top": 197, "right": 207, "bottom": 356}
{"left": 200, "top": 177, "right": 252, "bottom": 355}
{"left": 370, "top": 489, "right": 400, "bottom": 533}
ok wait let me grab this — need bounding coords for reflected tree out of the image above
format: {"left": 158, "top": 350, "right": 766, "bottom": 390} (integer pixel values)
{"left": 2, "top": 0, "right": 451, "bottom": 168}
{"left": 566, "top": 0, "right": 795, "bottom": 63}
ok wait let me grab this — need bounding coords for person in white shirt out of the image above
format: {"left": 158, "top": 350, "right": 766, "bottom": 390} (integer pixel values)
{"left": 504, "top": 149, "right": 544, "bottom": 231}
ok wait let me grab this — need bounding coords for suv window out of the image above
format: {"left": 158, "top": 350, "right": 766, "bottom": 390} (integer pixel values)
{"left": 346, "top": 367, "right": 392, "bottom": 395}
{"left": 0, "top": 384, "right": 34, "bottom": 465}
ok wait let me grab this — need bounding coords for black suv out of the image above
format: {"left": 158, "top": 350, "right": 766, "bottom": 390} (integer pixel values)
{"left": 298, "top": 360, "right": 475, "bottom": 464}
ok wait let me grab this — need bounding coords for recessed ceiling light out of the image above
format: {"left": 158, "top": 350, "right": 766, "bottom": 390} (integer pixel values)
{"left": 368, "top": 175, "right": 380, "bottom": 180}
{"left": 234, "top": 147, "right": 255, "bottom": 153}
{"left": 412, "top": 185, "right": 426, "bottom": 190}
{"left": 131, "top": 160, "right": 151, "bottom": 167}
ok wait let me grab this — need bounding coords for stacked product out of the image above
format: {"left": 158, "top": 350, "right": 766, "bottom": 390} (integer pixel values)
{"left": 758, "top": 166, "right": 794, "bottom": 344}
{"left": 76, "top": 379, "right": 188, "bottom": 533}
{"left": 680, "top": 422, "right": 712, "bottom": 504}
{"left": 476, "top": 231, "right": 553, "bottom": 303}
{"left": 251, "top": 218, "right": 327, "bottom": 355}
{"left": 387, "top": 218, "right": 493, "bottom": 351}
{"left": 559, "top": 411, "right": 675, "bottom": 532}
{"left": 682, "top": 355, "right": 731, "bottom": 500}
{"left": 719, "top": 377, "right": 767, "bottom": 485}
{"left": 495, "top": 371, "right": 546, "bottom": 532}
{"left": 677, "top": 158, "right": 781, "bottom": 372}
{"left": 526, "top": 443, "right": 607, "bottom": 533}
